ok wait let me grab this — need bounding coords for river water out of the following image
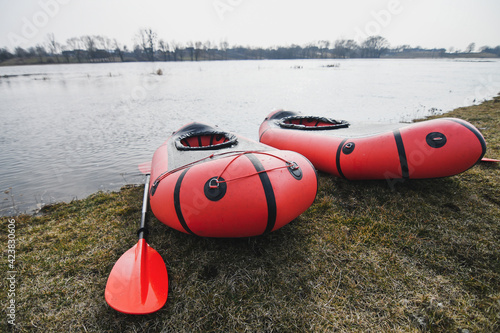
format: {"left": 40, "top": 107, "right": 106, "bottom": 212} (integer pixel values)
{"left": 1, "top": 59, "right": 500, "bottom": 216}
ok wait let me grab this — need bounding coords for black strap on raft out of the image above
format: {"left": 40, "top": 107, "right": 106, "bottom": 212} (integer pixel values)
{"left": 278, "top": 115, "right": 349, "bottom": 130}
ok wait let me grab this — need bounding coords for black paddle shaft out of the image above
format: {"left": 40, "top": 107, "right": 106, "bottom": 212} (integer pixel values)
{"left": 137, "top": 174, "right": 150, "bottom": 240}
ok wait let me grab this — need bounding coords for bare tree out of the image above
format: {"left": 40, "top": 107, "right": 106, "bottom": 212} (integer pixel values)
{"left": 46, "top": 33, "right": 60, "bottom": 62}
{"left": 82, "top": 35, "right": 97, "bottom": 60}
{"left": 98, "top": 36, "right": 113, "bottom": 51}
{"left": 220, "top": 39, "right": 229, "bottom": 60}
{"left": 114, "top": 39, "right": 124, "bottom": 62}
{"left": 136, "top": 30, "right": 147, "bottom": 59}
{"left": 158, "top": 39, "right": 169, "bottom": 61}
{"left": 0, "top": 48, "right": 14, "bottom": 62}
{"left": 361, "top": 36, "right": 389, "bottom": 58}
{"left": 195, "top": 41, "right": 203, "bottom": 61}
{"left": 344, "top": 40, "right": 359, "bottom": 58}
{"left": 35, "top": 44, "right": 47, "bottom": 63}
{"left": 304, "top": 42, "right": 320, "bottom": 58}
{"left": 136, "top": 28, "right": 157, "bottom": 61}
{"left": 60, "top": 45, "right": 71, "bottom": 63}
{"left": 204, "top": 41, "right": 212, "bottom": 60}
{"left": 334, "top": 39, "right": 349, "bottom": 58}
{"left": 466, "top": 42, "right": 476, "bottom": 53}
{"left": 15, "top": 47, "right": 28, "bottom": 62}
{"left": 133, "top": 45, "right": 143, "bottom": 60}
{"left": 171, "top": 41, "right": 183, "bottom": 61}
{"left": 94, "top": 35, "right": 113, "bottom": 60}
{"left": 318, "top": 40, "right": 330, "bottom": 58}
{"left": 186, "top": 41, "right": 194, "bottom": 61}
{"left": 67, "top": 37, "right": 85, "bottom": 62}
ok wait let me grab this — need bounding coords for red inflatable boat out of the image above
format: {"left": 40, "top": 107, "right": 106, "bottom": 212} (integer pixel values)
{"left": 148, "top": 122, "right": 318, "bottom": 237}
{"left": 259, "top": 110, "right": 486, "bottom": 180}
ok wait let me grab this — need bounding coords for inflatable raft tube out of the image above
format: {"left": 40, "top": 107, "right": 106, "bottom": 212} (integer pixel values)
{"left": 149, "top": 122, "right": 318, "bottom": 238}
{"left": 259, "top": 110, "right": 486, "bottom": 180}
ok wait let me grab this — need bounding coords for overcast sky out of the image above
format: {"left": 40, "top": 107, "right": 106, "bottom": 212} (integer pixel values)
{"left": 1, "top": 0, "right": 499, "bottom": 51}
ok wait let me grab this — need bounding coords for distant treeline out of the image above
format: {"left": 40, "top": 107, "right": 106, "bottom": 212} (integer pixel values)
{"left": 1, "top": 30, "right": 499, "bottom": 66}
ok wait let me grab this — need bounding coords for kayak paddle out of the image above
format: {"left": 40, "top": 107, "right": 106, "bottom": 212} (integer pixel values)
{"left": 105, "top": 174, "right": 168, "bottom": 314}
{"left": 481, "top": 157, "right": 500, "bottom": 163}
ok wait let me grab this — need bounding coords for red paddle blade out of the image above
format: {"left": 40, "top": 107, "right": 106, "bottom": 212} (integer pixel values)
{"left": 138, "top": 161, "right": 152, "bottom": 174}
{"left": 105, "top": 239, "right": 168, "bottom": 314}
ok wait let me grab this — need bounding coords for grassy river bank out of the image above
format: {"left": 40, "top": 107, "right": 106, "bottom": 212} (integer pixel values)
{"left": 1, "top": 96, "right": 499, "bottom": 332}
